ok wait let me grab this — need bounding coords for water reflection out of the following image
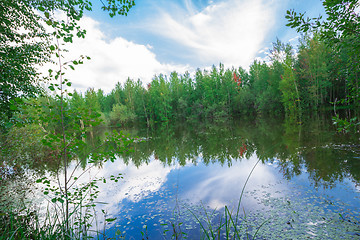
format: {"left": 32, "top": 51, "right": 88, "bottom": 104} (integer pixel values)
{"left": 96, "top": 158, "right": 178, "bottom": 212}
{"left": 179, "top": 155, "right": 284, "bottom": 210}
{"left": 71, "top": 153, "right": 289, "bottom": 239}
{"left": 117, "top": 116, "right": 360, "bottom": 188}
{"left": 76, "top": 147, "right": 359, "bottom": 239}
{"left": 7, "top": 115, "right": 358, "bottom": 188}
{"left": 2, "top": 115, "right": 360, "bottom": 239}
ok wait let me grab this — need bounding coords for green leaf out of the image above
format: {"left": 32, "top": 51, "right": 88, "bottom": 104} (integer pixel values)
{"left": 105, "top": 217, "right": 117, "bottom": 222}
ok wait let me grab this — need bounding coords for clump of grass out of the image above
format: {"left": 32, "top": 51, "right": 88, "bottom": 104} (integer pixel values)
{"left": 0, "top": 208, "right": 63, "bottom": 240}
{"left": 0, "top": 190, "right": 123, "bottom": 240}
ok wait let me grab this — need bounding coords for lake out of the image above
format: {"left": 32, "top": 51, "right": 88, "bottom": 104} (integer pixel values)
{"left": 2, "top": 115, "right": 360, "bottom": 239}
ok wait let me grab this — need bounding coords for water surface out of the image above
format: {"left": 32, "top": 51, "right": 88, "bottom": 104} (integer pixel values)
{"left": 89, "top": 116, "right": 360, "bottom": 239}
{"left": 2, "top": 116, "right": 360, "bottom": 239}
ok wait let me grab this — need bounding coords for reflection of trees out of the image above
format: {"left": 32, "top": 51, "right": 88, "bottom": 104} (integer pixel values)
{"left": 121, "top": 121, "right": 252, "bottom": 168}
{"left": 296, "top": 114, "right": 360, "bottom": 188}
{"left": 120, "top": 115, "right": 360, "bottom": 188}
{"left": 1, "top": 124, "right": 61, "bottom": 175}
{"left": 0, "top": 124, "right": 130, "bottom": 176}
{"left": 2, "top": 115, "right": 359, "bottom": 189}
{"left": 0, "top": 164, "right": 36, "bottom": 215}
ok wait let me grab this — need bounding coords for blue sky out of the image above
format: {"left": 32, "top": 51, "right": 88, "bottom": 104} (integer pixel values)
{"left": 60, "top": 0, "right": 325, "bottom": 92}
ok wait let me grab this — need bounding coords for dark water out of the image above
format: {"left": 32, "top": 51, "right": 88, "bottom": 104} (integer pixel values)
{"left": 2, "top": 115, "right": 360, "bottom": 239}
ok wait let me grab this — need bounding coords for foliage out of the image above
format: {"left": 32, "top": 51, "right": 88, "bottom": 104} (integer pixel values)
{"left": 333, "top": 114, "right": 360, "bottom": 133}
{"left": 0, "top": 208, "right": 49, "bottom": 239}
{"left": 0, "top": 0, "right": 135, "bottom": 128}
{"left": 110, "top": 103, "right": 136, "bottom": 125}
{"left": 0, "top": 0, "right": 48, "bottom": 126}
{"left": 286, "top": 0, "right": 360, "bottom": 48}
{"left": 1, "top": 0, "right": 136, "bottom": 239}
{"left": 0, "top": 123, "right": 60, "bottom": 172}
{"left": 286, "top": 0, "right": 360, "bottom": 131}
{"left": 295, "top": 34, "right": 332, "bottom": 109}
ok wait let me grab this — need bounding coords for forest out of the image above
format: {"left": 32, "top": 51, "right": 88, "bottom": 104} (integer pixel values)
{"left": 73, "top": 33, "right": 357, "bottom": 125}
{"left": 7, "top": 33, "right": 360, "bottom": 132}
{"left": 1, "top": 1, "right": 359, "bottom": 132}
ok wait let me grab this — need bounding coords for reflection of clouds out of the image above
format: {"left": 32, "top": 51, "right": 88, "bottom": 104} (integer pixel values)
{"left": 66, "top": 154, "right": 285, "bottom": 217}
{"left": 75, "top": 156, "right": 180, "bottom": 217}
{"left": 99, "top": 159, "right": 175, "bottom": 202}
{"left": 42, "top": 156, "right": 179, "bottom": 228}
{"left": 181, "top": 155, "right": 285, "bottom": 210}
{"left": 59, "top": 153, "right": 286, "bottom": 224}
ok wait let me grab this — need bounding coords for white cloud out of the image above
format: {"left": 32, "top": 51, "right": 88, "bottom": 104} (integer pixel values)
{"left": 149, "top": 0, "right": 280, "bottom": 68}
{"left": 41, "top": 0, "right": 285, "bottom": 93}
{"left": 54, "top": 17, "right": 189, "bottom": 93}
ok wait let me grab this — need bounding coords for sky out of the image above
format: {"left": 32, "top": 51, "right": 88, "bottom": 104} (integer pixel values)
{"left": 56, "top": 0, "right": 325, "bottom": 93}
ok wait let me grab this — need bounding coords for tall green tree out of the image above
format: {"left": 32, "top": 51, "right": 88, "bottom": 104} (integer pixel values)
{"left": 149, "top": 74, "right": 172, "bottom": 122}
{"left": 296, "top": 35, "right": 331, "bottom": 109}
{"left": 249, "top": 60, "right": 275, "bottom": 113}
{"left": 268, "top": 39, "right": 300, "bottom": 119}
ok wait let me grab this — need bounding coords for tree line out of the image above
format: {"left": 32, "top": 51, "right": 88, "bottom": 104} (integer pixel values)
{"left": 28, "top": 34, "right": 355, "bottom": 129}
